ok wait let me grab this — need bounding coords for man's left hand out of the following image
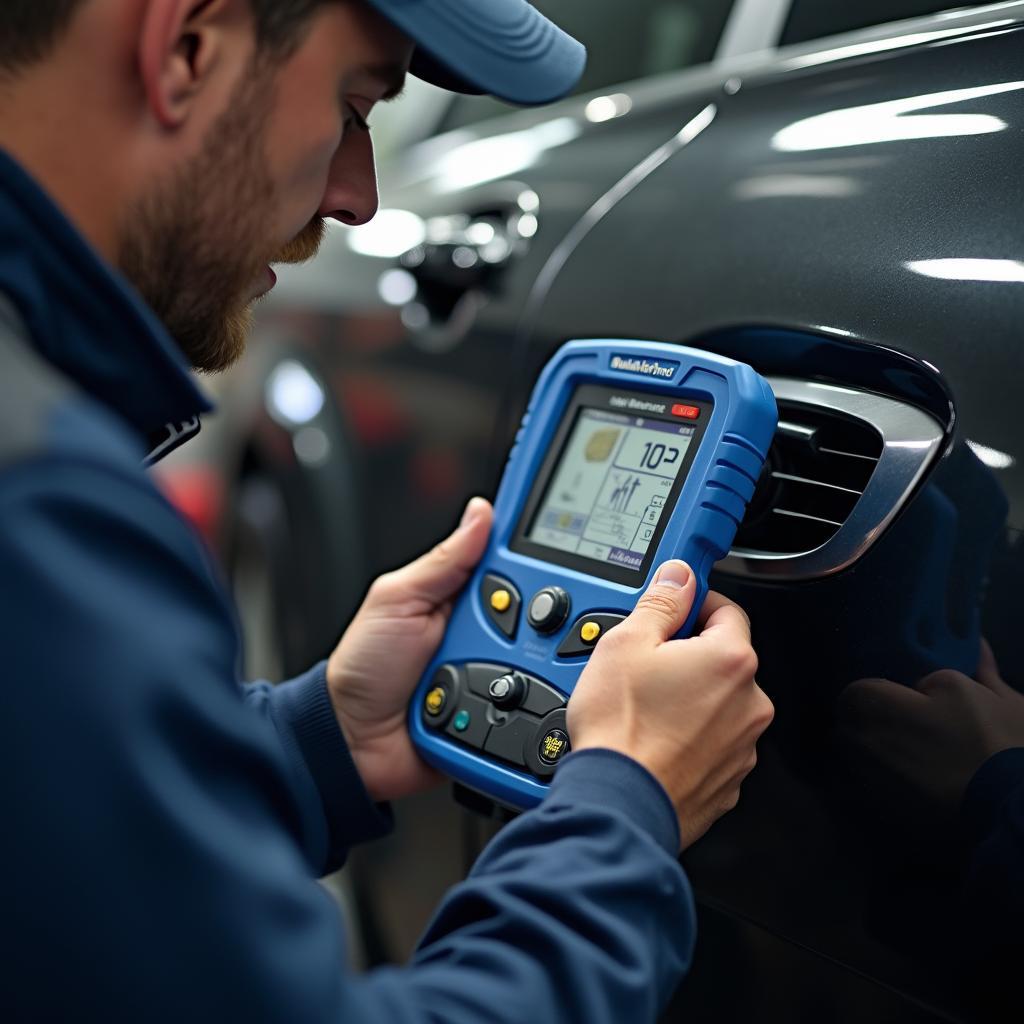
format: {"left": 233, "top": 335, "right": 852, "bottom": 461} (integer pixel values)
{"left": 836, "top": 641, "right": 1024, "bottom": 819}
{"left": 326, "top": 497, "right": 493, "bottom": 802}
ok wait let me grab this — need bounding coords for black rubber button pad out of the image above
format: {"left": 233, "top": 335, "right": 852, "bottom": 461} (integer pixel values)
{"left": 440, "top": 662, "right": 569, "bottom": 773}
{"left": 480, "top": 574, "right": 521, "bottom": 640}
{"left": 443, "top": 692, "right": 492, "bottom": 750}
{"left": 556, "top": 613, "right": 627, "bottom": 658}
{"left": 465, "top": 663, "right": 564, "bottom": 717}
{"left": 484, "top": 715, "right": 538, "bottom": 768}
{"left": 521, "top": 679, "right": 564, "bottom": 717}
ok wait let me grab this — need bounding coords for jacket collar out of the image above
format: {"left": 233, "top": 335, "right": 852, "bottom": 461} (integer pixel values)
{"left": 0, "top": 149, "right": 212, "bottom": 462}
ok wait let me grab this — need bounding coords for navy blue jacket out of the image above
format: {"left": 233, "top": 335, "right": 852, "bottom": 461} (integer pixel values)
{"left": 0, "top": 149, "right": 695, "bottom": 1022}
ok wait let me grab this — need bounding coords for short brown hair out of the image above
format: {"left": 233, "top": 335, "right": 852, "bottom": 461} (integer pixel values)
{"left": 0, "top": 0, "right": 340, "bottom": 72}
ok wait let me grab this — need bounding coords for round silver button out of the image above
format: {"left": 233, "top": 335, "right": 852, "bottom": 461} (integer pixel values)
{"left": 527, "top": 586, "right": 570, "bottom": 634}
{"left": 489, "top": 676, "right": 512, "bottom": 700}
{"left": 529, "top": 592, "right": 554, "bottom": 621}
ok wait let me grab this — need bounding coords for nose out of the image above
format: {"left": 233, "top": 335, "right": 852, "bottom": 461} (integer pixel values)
{"left": 318, "top": 128, "right": 379, "bottom": 226}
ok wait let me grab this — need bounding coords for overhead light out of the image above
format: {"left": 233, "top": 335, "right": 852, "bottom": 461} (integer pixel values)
{"left": 967, "top": 440, "right": 1015, "bottom": 469}
{"left": 377, "top": 268, "right": 418, "bottom": 306}
{"left": 585, "top": 93, "right": 633, "bottom": 123}
{"left": 772, "top": 80, "right": 1022, "bottom": 152}
{"left": 782, "top": 21, "right": 1014, "bottom": 71}
{"left": 266, "top": 361, "right": 324, "bottom": 427}
{"left": 905, "top": 258, "right": 1024, "bottom": 282}
{"left": 734, "top": 173, "right": 860, "bottom": 200}
{"left": 430, "top": 118, "right": 581, "bottom": 193}
{"left": 293, "top": 427, "right": 331, "bottom": 468}
{"left": 517, "top": 190, "right": 540, "bottom": 213}
{"left": 346, "top": 209, "right": 427, "bottom": 258}
{"left": 516, "top": 214, "right": 539, "bottom": 239}
{"left": 465, "top": 221, "right": 496, "bottom": 246}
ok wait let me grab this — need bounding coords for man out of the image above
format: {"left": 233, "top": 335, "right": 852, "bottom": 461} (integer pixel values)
{"left": 0, "top": 2, "right": 774, "bottom": 1021}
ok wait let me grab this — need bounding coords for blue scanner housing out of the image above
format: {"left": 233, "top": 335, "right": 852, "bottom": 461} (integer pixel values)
{"left": 409, "top": 340, "right": 778, "bottom": 809}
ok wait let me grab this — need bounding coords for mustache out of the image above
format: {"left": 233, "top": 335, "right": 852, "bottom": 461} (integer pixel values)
{"left": 273, "top": 217, "right": 326, "bottom": 265}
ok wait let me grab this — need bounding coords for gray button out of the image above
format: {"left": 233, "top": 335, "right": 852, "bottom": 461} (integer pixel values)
{"left": 466, "top": 663, "right": 512, "bottom": 699}
{"left": 527, "top": 586, "right": 570, "bottom": 634}
{"left": 530, "top": 592, "right": 555, "bottom": 620}
{"left": 489, "top": 676, "right": 512, "bottom": 700}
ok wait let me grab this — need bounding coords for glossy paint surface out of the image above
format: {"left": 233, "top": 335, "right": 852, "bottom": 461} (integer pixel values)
{"left": 242, "top": 8, "right": 1024, "bottom": 1021}
{"left": 528, "top": 20, "right": 1024, "bottom": 1024}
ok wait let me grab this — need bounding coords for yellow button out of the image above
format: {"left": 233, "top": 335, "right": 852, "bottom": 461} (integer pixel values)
{"left": 539, "top": 728, "right": 570, "bottom": 765}
{"left": 424, "top": 687, "right": 446, "bottom": 716}
{"left": 490, "top": 589, "right": 512, "bottom": 613}
{"left": 580, "top": 621, "right": 602, "bottom": 644}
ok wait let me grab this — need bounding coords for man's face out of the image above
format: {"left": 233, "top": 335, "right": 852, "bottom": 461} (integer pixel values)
{"left": 120, "top": 2, "right": 412, "bottom": 373}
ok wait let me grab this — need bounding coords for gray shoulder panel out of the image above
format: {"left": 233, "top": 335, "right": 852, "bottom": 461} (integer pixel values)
{"left": 0, "top": 294, "right": 75, "bottom": 471}
{"left": 0, "top": 293, "right": 148, "bottom": 477}
{"left": 0, "top": 294, "right": 81, "bottom": 466}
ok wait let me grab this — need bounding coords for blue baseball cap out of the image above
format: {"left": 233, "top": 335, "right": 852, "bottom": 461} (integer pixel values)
{"left": 364, "top": 0, "right": 586, "bottom": 105}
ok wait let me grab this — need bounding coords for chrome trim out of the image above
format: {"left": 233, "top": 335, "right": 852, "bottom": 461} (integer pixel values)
{"left": 716, "top": 377, "right": 944, "bottom": 580}
{"left": 715, "top": 0, "right": 791, "bottom": 62}
{"left": 771, "top": 471, "right": 862, "bottom": 495}
{"left": 777, "top": 420, "right": 816, "bottom": 440}
{"left": 773, "top": 9, "right": 1023, "bottom": 73}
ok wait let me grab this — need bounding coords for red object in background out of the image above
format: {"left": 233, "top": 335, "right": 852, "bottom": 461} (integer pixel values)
{"left": 153, "top": 466, "right": 225, "bottom": 550}
{"left": 339, "top": 374, "right": 409, "bottom": 445}
{"left": 671, "top": 403, "right": 700, "bottom": 419}
{"left": 411, "top": 447, "right": 463, "bottom": 502}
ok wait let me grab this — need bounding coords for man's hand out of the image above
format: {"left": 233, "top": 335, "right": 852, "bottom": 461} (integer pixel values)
{"left": 326, "top": 497, "right": 493, "bottom": 802}
{"left": 836, "top": 641, "right": 1024, "bottom": 817}
{"left": 568, "top": 560, "right": 774, "bottom": 850}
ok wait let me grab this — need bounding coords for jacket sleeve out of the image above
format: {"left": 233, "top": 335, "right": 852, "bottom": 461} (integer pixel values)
{"left": 0, "top": 457, "right": 695, "bottom": 1024}
{"left": 244, "top": 665, "right": 393, "bottom": 866}
{"left": 960, "top": 747, "right": 1024, "bottom": 967}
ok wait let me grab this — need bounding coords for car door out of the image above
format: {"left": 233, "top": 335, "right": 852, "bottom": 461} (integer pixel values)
{"left": 511, "top": 3, "right": 1024, "bottom": 1021}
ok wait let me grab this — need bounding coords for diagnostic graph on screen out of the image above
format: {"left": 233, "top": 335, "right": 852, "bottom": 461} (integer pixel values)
{"left": 529, "top": 407, "right": 695, "bottom": 572}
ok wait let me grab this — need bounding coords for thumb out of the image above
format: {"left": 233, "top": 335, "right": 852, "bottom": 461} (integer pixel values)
{"left": 627, "top": 560, "right": 697, "bottom": 643}
{"left": 380, "top": 497, "right": 493, "bottom": 609}
{"left": 976, "top": 637, "right": 1012, "bottom": 694}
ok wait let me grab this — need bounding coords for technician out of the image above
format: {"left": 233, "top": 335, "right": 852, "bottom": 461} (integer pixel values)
{"left": 0, "top": 2, "right": 773, "bottom": 1021}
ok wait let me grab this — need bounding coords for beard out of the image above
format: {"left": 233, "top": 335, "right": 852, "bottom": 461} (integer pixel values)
{"left": 119, "top": 64, "right": 326, "bottom": 374}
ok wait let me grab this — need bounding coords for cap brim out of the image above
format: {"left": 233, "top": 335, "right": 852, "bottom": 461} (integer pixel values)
{"left": 366, "top": 0, "right": 586, "bottom": 106}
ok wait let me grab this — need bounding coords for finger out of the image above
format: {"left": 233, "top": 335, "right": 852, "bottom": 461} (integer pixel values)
{"left": 915, "top": 668, "right": 970, "bottom": 697}
{"left": 695, "top": 590, "right": 748, "bottom": 632}
{"left": 624, "top": 560, "right": 698, "bottom": 644}
{"left": 377, "top": 497, "right": 493, "bottom": 608}
{"left": 695, "top": 592, "right": 752, "bottom": 647}
{"left": 976, "top": 638, "right": 1012, "bottom": 693}
{"left": 836, "top": 676, "right": 927, "bottom": 730}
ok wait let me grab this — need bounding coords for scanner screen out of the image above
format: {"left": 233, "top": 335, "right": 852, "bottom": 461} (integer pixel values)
{"left": 527, "top": 406, "right": 696, "bottom": 573}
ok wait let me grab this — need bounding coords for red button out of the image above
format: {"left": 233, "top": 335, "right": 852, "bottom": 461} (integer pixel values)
{"left": 671, "top": 403, "right": 700, "bottom": 419}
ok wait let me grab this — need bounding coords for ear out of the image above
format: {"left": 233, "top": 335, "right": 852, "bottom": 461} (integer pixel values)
{"left": 137, "top": 0, "right": 242, "bottom": 129}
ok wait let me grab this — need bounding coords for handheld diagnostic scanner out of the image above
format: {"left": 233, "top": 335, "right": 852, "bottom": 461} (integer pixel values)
{"left": 409, "top": 340, "right": 778, "bottom": 810}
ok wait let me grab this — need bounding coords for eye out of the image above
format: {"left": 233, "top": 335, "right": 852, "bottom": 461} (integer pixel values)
{"left": 343, "top": 102, "right": 372, "bottom": 134}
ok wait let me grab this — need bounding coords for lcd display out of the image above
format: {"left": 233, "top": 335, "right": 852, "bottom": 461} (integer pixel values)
{"left": 526, "top": 406, "right": 697, "bottom": 573}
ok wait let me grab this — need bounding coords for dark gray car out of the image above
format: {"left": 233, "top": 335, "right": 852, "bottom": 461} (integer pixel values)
{"left": 171, "top": 2, "right": 1024, "bottom": 1020}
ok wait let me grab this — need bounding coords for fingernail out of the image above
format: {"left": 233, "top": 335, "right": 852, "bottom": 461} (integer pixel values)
{"left": 459, "top": 496, "right": 486, "bottom": 531}
{"left": 653, "top": 560, "right": 692, "bottom": 590}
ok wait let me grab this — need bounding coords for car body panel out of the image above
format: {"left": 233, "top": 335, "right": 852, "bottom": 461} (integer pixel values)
{"left": 520, "top": 18, "right": 1024, "bottom": 1023}
{"left": 198, "top": 3, "right": 1024, "bottom": 1019}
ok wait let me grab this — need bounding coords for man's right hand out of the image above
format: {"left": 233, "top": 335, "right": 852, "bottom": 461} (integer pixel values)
{"left": 568, "top": 559, "right": 773, "bottom": 851}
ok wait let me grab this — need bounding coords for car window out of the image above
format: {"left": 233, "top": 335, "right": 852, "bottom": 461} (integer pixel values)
{"left": 781, "top": 1, "right": 995, "bottom": 46}
{"left": 438, "top": 0, "right": 736, "bottom": 132}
